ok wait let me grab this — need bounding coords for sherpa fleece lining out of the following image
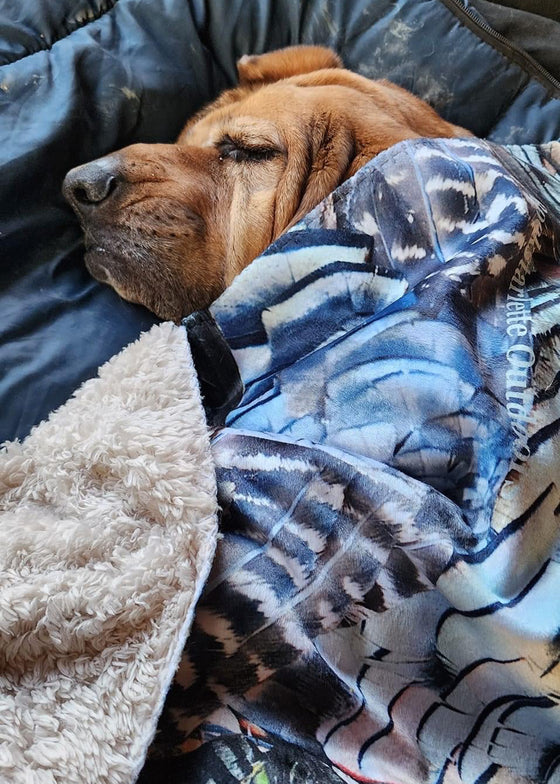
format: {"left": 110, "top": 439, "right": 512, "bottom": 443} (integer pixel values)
{"left": 0, "top": 322, "right": 218, "bottom": 784}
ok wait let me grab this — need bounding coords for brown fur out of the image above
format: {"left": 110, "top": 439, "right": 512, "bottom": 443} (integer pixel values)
{"left": 63, "top": 46, "right": 471, "bottom": 321}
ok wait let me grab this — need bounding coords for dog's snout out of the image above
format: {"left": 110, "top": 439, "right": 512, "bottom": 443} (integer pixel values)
{"left": 63, "top": 159, "right": 121, "bottom": 211}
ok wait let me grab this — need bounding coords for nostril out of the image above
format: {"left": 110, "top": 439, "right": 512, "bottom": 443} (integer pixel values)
{"left": 63, "top": 161, "right": 122, "bottom": 210}
{"left": 72, "top": 173, "right": 118, "bottom": 205}
{"left": 73, "top": 186, "right": 91, "bottom": 205}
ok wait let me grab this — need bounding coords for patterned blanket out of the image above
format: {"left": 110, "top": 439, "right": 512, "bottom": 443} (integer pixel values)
{"left": 144, "top": 138, "right": 560, "bottom": 784}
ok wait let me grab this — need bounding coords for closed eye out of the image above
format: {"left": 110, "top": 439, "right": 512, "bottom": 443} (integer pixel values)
{"left": 216, "top": 135, "right": 278, "bottom": 163}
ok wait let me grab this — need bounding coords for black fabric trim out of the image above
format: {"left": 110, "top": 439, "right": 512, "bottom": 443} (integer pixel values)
{"left": 183, "top": 310, "right": 244, "bottom": 428}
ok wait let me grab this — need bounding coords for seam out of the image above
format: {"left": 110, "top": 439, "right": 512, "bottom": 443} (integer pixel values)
{"left": 437, "top": 0, "right": 560, "bottom": 96}
{"left": 0, "top": 0, "right": 119, "bottom": 68}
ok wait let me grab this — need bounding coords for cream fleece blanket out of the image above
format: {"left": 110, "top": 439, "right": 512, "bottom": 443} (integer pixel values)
{"left": 0, "top": 323, "right": 218, "bottom": 784}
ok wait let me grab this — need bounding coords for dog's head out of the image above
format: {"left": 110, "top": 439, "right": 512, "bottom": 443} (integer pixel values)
{"left": 63, "top": 46, "right": 469, "bottom": 321}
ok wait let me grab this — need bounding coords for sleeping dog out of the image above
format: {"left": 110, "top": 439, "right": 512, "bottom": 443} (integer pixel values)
{"left": 63, "top": 45, "right": 470, "bottom": 322}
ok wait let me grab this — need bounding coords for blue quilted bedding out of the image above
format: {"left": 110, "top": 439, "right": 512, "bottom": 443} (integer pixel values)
{"left": 143, "top": 138, "right": 560, "bottom": 784}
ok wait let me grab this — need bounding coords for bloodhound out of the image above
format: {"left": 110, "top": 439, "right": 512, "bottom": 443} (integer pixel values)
{"left": 63, "top": 46, "right": 470, "bottom": 321}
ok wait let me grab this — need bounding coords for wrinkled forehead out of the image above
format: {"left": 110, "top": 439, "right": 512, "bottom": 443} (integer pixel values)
{"left": 178, "top": 83, "right": 307, "bottom": 149}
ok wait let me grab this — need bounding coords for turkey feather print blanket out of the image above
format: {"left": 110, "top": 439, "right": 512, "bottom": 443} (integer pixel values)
{"left": 151, "top": 138, "right": 560, "bottom": 784}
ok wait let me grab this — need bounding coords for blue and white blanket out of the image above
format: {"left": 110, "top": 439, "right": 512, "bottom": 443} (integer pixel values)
{"left": 147, "top": 138, "right": 560, "bottom": 784}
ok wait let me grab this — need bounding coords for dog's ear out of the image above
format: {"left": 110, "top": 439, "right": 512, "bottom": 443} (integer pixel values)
{"left": 272, "top": 117, "right": 356, "bottom": 235}
{"left": 237, "top": 45, "right": 342, "bottom": 86}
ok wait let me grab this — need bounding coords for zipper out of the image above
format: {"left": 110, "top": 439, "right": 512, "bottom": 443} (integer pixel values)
{"left": 440, "top": 0, "right": 560, "bottom": 95}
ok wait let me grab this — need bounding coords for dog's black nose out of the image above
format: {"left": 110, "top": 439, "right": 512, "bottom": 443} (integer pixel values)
{"left": 63, "top": 159, "right": 121, "bottom": 210}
